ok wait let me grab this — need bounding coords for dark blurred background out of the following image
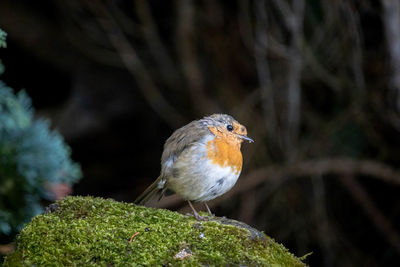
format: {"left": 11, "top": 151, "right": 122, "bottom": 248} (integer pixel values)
{"left": 1, "top": 0, "right": 400, "bottom": 266}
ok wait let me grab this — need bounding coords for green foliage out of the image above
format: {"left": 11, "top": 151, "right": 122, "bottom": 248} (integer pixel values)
{"left": 0, "top": 29, "right": 6, "bottom": 48}
{"left": 0, "top": 82, "right": 82, "bottom": 240}
{"left": 4, "top": 196, "right": 306, "bottom": 266}
{"left": 0, "top": 28, "right": 6, "bottom": 75}
{"left": 0, "top": 28, "right": 81, "bottom": 242}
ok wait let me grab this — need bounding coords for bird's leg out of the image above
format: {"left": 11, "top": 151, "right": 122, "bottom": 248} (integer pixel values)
{"left": 187, "top": 200, "right": 207, "bottom": 221}
{"left": 204, "top": 202, "right": 213, "bottom": 216}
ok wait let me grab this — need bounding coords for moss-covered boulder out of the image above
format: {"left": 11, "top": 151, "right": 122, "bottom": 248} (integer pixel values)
{"left": 4, "top": 196, "right": 306, "bottom": 266}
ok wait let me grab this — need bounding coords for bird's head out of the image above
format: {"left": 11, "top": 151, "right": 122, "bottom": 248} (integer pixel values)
{"left": 203, "top": 114, "right": 254, "bottom": 144}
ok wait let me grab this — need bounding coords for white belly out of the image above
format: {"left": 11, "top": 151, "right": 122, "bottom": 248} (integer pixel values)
{"left": 167, "top": 157, "right": 241, "bottom": 201}
{"left": 194, "top": 161, "right": 240, "bottom": 201}
{"left": 164, "top": 135, "right": 241, "bottom": 202}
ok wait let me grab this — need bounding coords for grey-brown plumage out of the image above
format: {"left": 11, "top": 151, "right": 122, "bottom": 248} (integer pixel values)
{"left": 134, "top": 120, "right": 209, "bottom": 204}
{"left": 134, "top": 114, "right": 253, "bottom": 219}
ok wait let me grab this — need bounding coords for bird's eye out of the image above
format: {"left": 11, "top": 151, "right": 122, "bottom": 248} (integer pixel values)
{"left": 227, "top": 125, "right": 234, "bottom": 131}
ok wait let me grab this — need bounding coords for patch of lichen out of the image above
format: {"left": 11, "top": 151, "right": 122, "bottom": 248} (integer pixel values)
{"left": 4, "top": 196, "right": 306, "bottom": 266}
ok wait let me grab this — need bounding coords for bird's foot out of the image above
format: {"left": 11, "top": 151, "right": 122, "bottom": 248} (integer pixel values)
{"left": 193, "top": 212, "right": 210, "bottom": 221}
{"left": 204, "top": 203, "right": 214, "bottom": 216}
{"left": 187, "top": 200, "right": 210, "bottom": 221}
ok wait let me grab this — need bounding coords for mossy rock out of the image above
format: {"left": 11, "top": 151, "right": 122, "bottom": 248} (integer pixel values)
{"left": 4, "top": 196, "right": 306, "bottom": 266}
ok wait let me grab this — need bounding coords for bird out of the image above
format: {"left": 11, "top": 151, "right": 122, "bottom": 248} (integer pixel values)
{"left": 134, "top": 114, "right": 253, "bottom": 220}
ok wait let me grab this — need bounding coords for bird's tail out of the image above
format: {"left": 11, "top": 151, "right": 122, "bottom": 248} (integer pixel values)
{"left": 134, "top": 175, "right": 164, "bottom": 205}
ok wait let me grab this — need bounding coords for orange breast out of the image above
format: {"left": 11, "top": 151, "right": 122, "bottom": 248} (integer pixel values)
{"left": 206, "top": 127, "right": 243, "bottom": 174}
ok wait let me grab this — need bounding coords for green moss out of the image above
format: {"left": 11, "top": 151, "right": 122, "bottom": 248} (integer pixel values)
{"left": 4, "top": 196, "right": 306, "bottom": 266}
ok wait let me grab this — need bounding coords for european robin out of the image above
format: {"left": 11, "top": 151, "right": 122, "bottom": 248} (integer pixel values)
{"left": 134, "top": 114, "right": 253, "bottom": 220}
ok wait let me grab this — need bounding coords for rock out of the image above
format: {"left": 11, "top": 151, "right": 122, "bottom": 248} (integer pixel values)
{"left": 4, "top": 196, "right": 307, "bottom": 266}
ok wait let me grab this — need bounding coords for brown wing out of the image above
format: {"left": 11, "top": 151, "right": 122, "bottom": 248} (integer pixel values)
{"left": 161, "top": 120, "right": 210, "bottom": 168}
{"left": 135, "top": 119, "right": 210, "bottom": 205}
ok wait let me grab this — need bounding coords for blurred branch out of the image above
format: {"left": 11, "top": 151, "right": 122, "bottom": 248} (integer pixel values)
{"left": 382, "top": 0, "right": 400, "bottom": 131}
{"left": 86, "top": 0, "right": 185, "bottom": 127}
{"left": 59, "top": 1, "right": 125, "bottom": 68}
{"left": 311, "top": 176, "right": 335, "bottom": 266}
{"left": 238, "top": 0, "right": 254, "bottom": 53}
{"left": 273, "top": 0, "right": 305, "bottom": 159}
{"left": 340, "top": 175, "right": 400, "bottom": 254}
{"left": 271, "top": 0, "right": 295, "bottom": 32}
{"left": 304, "top": 1, "right": 365, "bottom": 95}
{"left": 231, "top": 158, "right": 400, "bottom": 198}
{"left": 176, "top": 0, "right": 217, "bottom": 114}
{"left": 252, "top": 0, "right": 305, "bottom": 159}
{"left": 302, "top": 1, "right": 359, "bottom": 94}
{"left": 302, "top": 42, "right": 343, "bottom": 92}
{"left": 341, "top": 2, "right": 365, "bottom": 94}
{"left": 155, "top": 158, "right": 400, "bottom": 210}
{"left": 238, "top": 188, "right": 257, "bottom": 224}
{"left": 253, "top": 0, "right": 279, "bottom": 150}
{"left": 135, "top": 0, "right": 181, "bottom": 90}
{"left": 382, "top": 0, "right": 400, "bottom": 112}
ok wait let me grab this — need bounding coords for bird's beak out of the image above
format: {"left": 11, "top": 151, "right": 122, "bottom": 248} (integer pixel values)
{"left": 236, "top": 134, "right": 254, "bottom": 143}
